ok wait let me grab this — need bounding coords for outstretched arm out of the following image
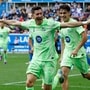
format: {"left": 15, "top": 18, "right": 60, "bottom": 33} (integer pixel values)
{"left": 60, "top": 20, "right": 90, "bottom": 28}
{"left": 0, "top": 19, "right": 21, "bottom": 26}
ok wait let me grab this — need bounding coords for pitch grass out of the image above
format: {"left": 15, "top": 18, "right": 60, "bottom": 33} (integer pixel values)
{"left": 0, "top": 53, "right": 90, "bottom": 90}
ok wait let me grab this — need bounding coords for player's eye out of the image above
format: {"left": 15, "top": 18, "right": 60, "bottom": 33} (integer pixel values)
{"left": 36, "top": 13, "right": 42, "bottom": 15}
{"left": 60, "top": 12, "right": 66, "bottom": 14}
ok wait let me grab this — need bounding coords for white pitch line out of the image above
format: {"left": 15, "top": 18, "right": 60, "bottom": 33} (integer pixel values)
{"left": 3, "top": 79, "right": 41, "bottom": 85}
{"left": 3, "top": 74, "right": 80, "bottom": 85}
{"left": 3, "top": 81, "right": 25, "bottom": 85}
{"left": 35, "top": 84, "right": 90, "bottom": 89}
{"left": 70, "top": 85, "right": 90, "bottom": 88}
{"left": 69, "top": 74, "right": 81, "bottom": 77}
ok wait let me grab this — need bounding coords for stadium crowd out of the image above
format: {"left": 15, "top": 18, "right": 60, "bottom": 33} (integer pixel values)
{"left": 0, "top": 2, "right": 90, "bottom": 33}
{"left": 0, "top": 2, "right": 90, "bottom": 90}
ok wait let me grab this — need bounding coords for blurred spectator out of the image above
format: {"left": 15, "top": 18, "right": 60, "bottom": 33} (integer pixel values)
{"left": 20, "top": 8, "right": 28, "bottom": 21}
{"left": 76, "top": 3, "right": 82, "bottom": 14}
{"left": 85, "top": 5, "right": 90, "bottom": 34}
{"left": 85, "top": 5, "right": 90, "bottom": 12}
{"left": 54, "top": 1, "right": 60, "bottom": 10}
{"left": 0, "top": 2, "right": 90, "bottom": 34}
{"left": 19, "top": 15, "right": 24, "bottom": 21}
{"left": 26, "top": 4, "right": 31, "bottom": 13}
{"left": 87, "top": 15, "right": 90, "bottom": 34}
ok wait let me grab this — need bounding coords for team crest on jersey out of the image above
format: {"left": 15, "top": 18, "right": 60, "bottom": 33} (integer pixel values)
{"left": 65, "top": 36, "right": 70, "bottom": 43}
{"left": 36, "top": 36, "right": 42, "bottom": 43}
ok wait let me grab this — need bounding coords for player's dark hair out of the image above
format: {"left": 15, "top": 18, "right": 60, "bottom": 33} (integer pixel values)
{"left": 59, "top": 4, "right": 71, "bottom": 12}
{"left": 31, "top": 6, "right": 42, "bottom": 14}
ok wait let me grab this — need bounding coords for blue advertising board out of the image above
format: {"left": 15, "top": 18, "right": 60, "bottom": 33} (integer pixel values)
{"left": 7, "top": 34, "right": 90, "bottom": 65}
{"left": 8, "top": 34, "right": 29, "bottom": 52}
{"left": 0, "top": 2, "right": 7, "bottom": 17}
{"left": 85, "top": 35, "right": 90, "bottom": 65}
{"left": 11, "top": 0, "right": 90, "bottom": 2}
{"left": 11, "top": 0, "right": 61, "bottom": 2}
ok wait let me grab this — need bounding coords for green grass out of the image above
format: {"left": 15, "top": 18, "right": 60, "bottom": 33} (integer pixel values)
{"left": 0, "top": 53, "right": 90, "bottom": 90}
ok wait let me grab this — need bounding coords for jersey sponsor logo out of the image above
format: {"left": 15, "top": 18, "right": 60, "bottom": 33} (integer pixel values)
{"left": 36, "top": 36, "right": 42, "bottom": 43}
{"left": 65, "top": 36, "right": 70, "bottom": 43}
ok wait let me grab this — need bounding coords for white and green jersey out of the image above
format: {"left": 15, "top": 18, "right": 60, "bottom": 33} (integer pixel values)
{"left": 60, "top": 18, "right": 86, "bottom": 58}
{"left": 0, "top": 27, "right": 10, "bottom": 45}
{"left": 21, "top": 18, "right": 60, "bottom": 61}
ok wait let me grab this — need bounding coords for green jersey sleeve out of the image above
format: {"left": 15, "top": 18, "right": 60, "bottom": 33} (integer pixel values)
{"left": 76, "top": 26, "right": 85, "bottom": 34}
{"left": 21, "top": 20, "right": 31, "bottom": 29}
{"left": 48, "top": 19, "right": 60, "bottom": 31}
{"left": 54, "top": 21, "right": 61, "bottom": 30}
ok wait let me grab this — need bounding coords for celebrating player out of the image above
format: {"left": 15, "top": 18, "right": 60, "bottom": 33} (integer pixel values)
{"left": 0, "top": 6, "right": 90, "bottom": 90}
{"left": 52, "top": 4, "right": 90, "bottom": 90}
{"left": 0, "top": 22, "right": 15, "bottom": 64}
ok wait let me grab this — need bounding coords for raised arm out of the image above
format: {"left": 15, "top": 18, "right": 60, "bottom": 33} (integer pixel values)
{"left": 0, "top": 19, "right": 21, "bottom": 26}
{"left": 60, "top": 20, "right": 90, "bottom": 28}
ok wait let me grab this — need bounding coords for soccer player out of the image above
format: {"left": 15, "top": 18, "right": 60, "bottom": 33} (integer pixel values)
{"left": 0, "top": 6, "right": 90, "bottom": 90}
{"left": 53, "top": 4, "right": 90, "bottom": 90}
{"left": 0, "top": 22, "right": 15, "bottom": 64}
